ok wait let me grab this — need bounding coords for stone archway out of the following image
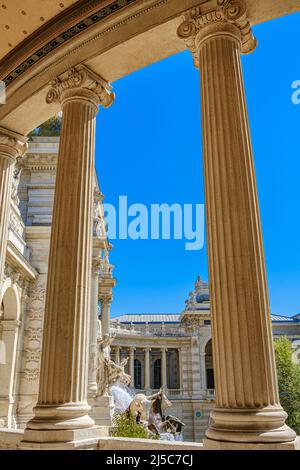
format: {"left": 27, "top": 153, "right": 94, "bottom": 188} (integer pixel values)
{"left": 0, "top": 284, "right": 21, "bottom": 428}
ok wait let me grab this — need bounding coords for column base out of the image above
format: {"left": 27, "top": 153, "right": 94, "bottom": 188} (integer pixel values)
{"left": 203, "top": 437, "right": 300, "bottom": 450}
{"left": 20, "top": 426, "right": 109, "bottom": 450}
{"left": 25, "top": 402, "right": 95, "bottom": 430}
{"left": 206, "top": 406, "right": 296, "bottom": 443}
{"left": 89, "top": 394, "right": 114, "bottom": 427}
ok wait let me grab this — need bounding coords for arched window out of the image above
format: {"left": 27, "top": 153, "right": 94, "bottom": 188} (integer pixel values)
{"left": 134, "top": 359, "right": 142, "bottom": 389}
{"left": 153, "top": 359, "right": 161, "bottom": 389}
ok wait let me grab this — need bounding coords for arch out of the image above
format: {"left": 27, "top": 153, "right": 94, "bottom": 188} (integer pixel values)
{"left": 0, "top": 2, "right": 298, "bottom": 136}
{"left": 0, "top": 285, "right": 21, "bottom": 427}
{"left": 0, "top": 277, "right": 21, "bottom": 321}
{"left": 0, "top": 285, "right": 20, "bottom": 321}
{"left": 134, "top": 359, "right": 142, "bottom": 390}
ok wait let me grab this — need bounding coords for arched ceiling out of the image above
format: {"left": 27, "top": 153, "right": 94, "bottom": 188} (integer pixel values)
{"left": 0, "top": 0, "right": 299, "bottom": 136}
{"left": 0, "top": 0, "right": 80, "bottom": 59}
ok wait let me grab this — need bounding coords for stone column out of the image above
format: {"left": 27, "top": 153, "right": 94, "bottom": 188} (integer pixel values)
{"left": 88, "top": 259, "right": 101, "bottom": 398}
{"left": 0, "top": 129, "right": 27, "bottom": 286}
{"left": 144, "top": 347, "right": 151, "bottom": 391}
{"left": 161, "top": 348, "right": 167, "bottom": 391}
{"left": 199, "top": 352, "right": 207, "bottom": 397}
{"left": 99, "top": 292, "right": 112, "bottom": 338}
{"left": 178, "top": 0, "right": 295, "bottom": 444}
{"left": 178, "top": 348, "right": 183, "bottom": 392}
{"left": 22, "top": 66, "right": 114, "bottom": 448}
{"left": 129, "top": 347, "right": 135, "bottom": 388}
{"left": 115, "top": 346, "right": 121, "bottom": 365}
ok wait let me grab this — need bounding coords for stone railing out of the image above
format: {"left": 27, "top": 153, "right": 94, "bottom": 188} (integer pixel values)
{"left": 110, "top": 322, "right": 190, "bottom": 337}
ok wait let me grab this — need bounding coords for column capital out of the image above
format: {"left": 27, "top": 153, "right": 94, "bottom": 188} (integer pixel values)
{"left": 0, "top": 127, "right": 27, "bottom": 162}
{"left": 91, "top": 258, "right": 101, "bottom": 276}
{"left": 177, "top": 0, "right": 257, "bottom": 67}
{"left": 99, "top": 291, "right": 112, "bottom": 305}
{"left": 46, "top": 64, "right": 115, "bottom": 110}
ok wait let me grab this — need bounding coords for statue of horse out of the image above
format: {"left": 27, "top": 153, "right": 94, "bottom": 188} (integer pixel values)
{"left": 125, "top": 389, "right": 185, "bottom": 437}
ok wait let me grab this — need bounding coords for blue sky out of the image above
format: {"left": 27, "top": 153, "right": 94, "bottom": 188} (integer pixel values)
{"left": 95, "top": 12, "right": 300, "bottom": 318}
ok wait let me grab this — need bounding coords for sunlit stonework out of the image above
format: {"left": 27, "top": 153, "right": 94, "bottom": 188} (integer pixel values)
{"left": 0, "top": 0, "right": 299, "bottom": 452}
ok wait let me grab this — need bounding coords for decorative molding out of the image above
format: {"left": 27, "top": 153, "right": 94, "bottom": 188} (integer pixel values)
{"left": 2, "top": 0, "right": 169, "bottom": 89}
{"left": 99, "top": 292, "right": 113, "bottom": 305}
{"left": 20, "top": 153, "right": 58, "bottom": 172}
{"left": 0, "top": 128, "right": 27, "bottom": 159}
{"left": 22, "top": 278, "right": 46, "bottom": 383}
{"left": 177, "top": 0, "right": 257, "bottom": 67}
{"left": 92, "top": 258, "right": 101, "bottom": 275}
{"left": 45, "top": 65, "right": 115, "bottom": 108}
{"left": 2, "top": 0, "right": 138, "bottom": 88}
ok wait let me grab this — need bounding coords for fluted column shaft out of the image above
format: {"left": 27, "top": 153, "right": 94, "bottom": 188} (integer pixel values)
{"left": 144, "top": 348, "right": 150, "bottom": 390}
{"left": 99, "top": 293, "right": 112, "bottom": 337}
{"left": 129, "top": 347, "right": 135, "bottom": 388}
{"left": 25, "top": 67, "right": 115, "bottom": 435}
{"left": 88, "top": 259, "right": 100, "bottom": 397}
{"left": 115, "top": 346, "right": 120, "bottom": 365}
{"left": 161, "top": 348, "right": 167, "bottom": 391}
{"left": 0, "top": 129, "right": 26, "bottom": 286}
{"left": 178, "top": 1, "right": 295, "bottom": 444}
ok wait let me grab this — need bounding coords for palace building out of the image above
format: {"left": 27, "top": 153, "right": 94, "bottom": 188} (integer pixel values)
{"left": 0, "top": 136, "right": 299, "bottom": 444}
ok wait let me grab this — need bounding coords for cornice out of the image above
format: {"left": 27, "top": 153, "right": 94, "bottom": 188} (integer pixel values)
{"left": 0, "top": 0, "right": 138, "bottom": 88}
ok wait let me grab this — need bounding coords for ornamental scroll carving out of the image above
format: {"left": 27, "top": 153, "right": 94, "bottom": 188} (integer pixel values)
{"left": 177, "top": 0, "right": 257, "bottom": 67}
{"left": 45, "top": 65, "right": 115, "bottom": 109}
{"left": 23, "top": 278, "right": 46, "bottom": 382}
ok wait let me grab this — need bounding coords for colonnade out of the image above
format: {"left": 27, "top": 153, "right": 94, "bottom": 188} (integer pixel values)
{"left": 112, "top": 346, "right": 180, "bottom": 392}
{"left": 0, "top": 0, "right": 296, "bottom": 449}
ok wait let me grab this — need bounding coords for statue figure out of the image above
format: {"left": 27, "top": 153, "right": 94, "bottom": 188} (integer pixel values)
{"left": 96, "top": 333, "right": 131, "bottom": 397}
{"left": 96, "top": 333, "right": 115, "bottom": 397}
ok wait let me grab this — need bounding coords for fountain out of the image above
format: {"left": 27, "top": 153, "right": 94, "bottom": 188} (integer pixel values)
{"left": 110, "top": 384, "right": 185, "bottom": 440}
{"left": 95, "top": 334, "right": 185, "bottom": 440}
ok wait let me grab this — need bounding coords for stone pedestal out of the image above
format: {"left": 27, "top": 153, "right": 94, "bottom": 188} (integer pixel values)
{"left": 203, "top": 437, "right": 300, "bottom": 451}
{"left": 177, "top": 1, "right": 295, "bottom": 445}
{"left": 90, "top": 394, "right": 114, "bottom": 427}
{"left": 21, "top": 65, "right": 114, "bottom": 450}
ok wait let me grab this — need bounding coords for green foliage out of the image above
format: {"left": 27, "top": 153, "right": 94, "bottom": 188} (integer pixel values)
{"left": 274, "top": 336, "right": 300, "bottom": 434}
{"left": 111, "top": 413, "right": 159, "bottom": 440}
{"left": 28, "top": 116, "right": 61, "bottom": 138}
